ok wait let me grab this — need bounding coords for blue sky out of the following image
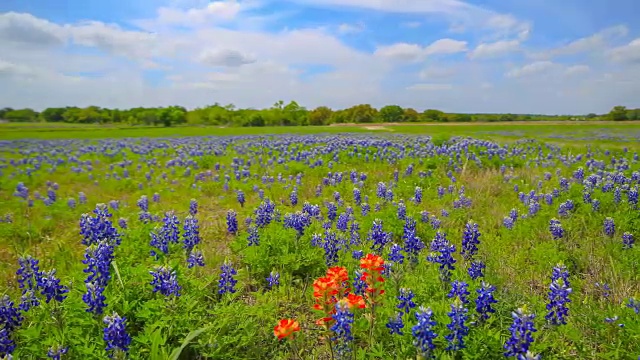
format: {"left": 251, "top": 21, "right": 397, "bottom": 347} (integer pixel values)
{"left": 1, "top": 0, "right": 639, "bottom": 114}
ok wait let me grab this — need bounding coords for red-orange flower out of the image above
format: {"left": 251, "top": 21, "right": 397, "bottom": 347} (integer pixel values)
{"left": 360, "top": 254, "right": 384, "bottom": 272}
{"left": 326, "top": 266, "right": 350, "bottom": 296}
{"left": 313, "top": 276, "right": 338, "bottom": 300}
{"left": 274, "top": 319, "right": 300, "bottom": 340}
{"left": 343, "top": 293, "right": 366, "bottom": 309}
{"left": 361, "top": 271, "right": 385, "bottom": 297}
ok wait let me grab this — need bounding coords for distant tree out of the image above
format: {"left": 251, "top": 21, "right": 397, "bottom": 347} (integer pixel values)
{"left": 309, "top": 106, "right": 332, "bottom": 126}
{"left": 4, "top": 108, "right": 38, "bottom": 122}
{"left": 40, "top": 107, "right": 66, "bottom": 122}
{"left": 403, "top": 108, "right": 419, "bottom": 122}
{"left": 608, "top": 106, "right": 628, "bottom": 121}
{"left": 422, "top": 109, "right": 444, "bottom": 122}
{"left": 345, "top": 104, "right": 377, "bottom": 123}
{"left": 453, "top": 113, "right": 472, "bottom": 122}
{"left": 586, "top": 113, "right": 598, "bottom": 119}
{"left": 378, "top": 105, "right": 405, "bottom": 123}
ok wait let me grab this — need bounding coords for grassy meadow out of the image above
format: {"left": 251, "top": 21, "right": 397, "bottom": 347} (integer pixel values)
{"left": 0, "top": 122, "right": 638, "bottom": 359}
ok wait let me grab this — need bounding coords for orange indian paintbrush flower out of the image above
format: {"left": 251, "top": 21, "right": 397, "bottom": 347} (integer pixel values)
{"left": 360, "top": 254, "right": 385, "bottom": 272}
{"left": 274, "top": 319, "right": 300, "bottom": 340}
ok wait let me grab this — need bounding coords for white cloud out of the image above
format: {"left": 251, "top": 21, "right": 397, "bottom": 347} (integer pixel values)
{"left": 0, "top": 12, "right": 67, "bottom": 46}
{"left": 419, "top": 67, "right": 455, "bottom": 80}
{"left": 156, "top": 0, "right": 244, "bottom": 26}
{"left": 337, "top": 22, "right": 364, "bottom": 34}
{"left": 469, "top": 39, "right": 519, "bottom": 59}
{"left": 608, "top": 38, "right": 640, "bottom": 63}
{"left": 534, "top": 25, "right": 628, "bottom": 59}
{"left": 197, "top": 48, "right": 257, "bottom": 67}
{"left": 406, "top": 83, "right": 453, "bottom": 91}
{"left": 564, "top": 65, "right": 590, "bottom": 76}
{"left": 506, "top": 61, "right": 556, "bottom": 78}
{"left": 375, "top": 38, "right": 467, "bottom": 62}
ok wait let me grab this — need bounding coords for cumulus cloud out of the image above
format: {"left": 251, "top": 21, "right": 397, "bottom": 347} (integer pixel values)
{"left": 608, "top": 38, "right": 640, "bottom": 64}
{"left": 198, "top": 48, "right": 257, "bottom": 67}
{"left": 375, "top": 39, "right": 467, "bottom": 62}
{"left": 0, "top": 12, "right": 67, "bottom": 46}
{"left": 506, "top": 61, "right": 556, "bottom": 78}
{"left": 469, "top": 39, "right": 520, "bottom": 59}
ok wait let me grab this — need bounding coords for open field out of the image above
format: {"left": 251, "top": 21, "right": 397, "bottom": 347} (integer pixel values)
{"left": 0, "top": 126, "right": 638, "bottom": 359}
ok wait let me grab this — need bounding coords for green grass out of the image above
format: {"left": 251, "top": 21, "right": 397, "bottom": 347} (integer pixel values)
{"left": 0, "top": 129, "right": 638, "bottom": 359}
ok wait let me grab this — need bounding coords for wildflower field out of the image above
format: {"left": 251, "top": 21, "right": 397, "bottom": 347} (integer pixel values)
{"left": 0, "top": 127, "right": 639, "bottom": 359}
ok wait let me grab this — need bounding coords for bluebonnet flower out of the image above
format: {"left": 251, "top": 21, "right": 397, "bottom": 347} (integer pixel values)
{"left": 427, "top": 232, "right": 456, "bottom": 282}
{"left": 80, "top": 204, "right": 121, "bottom": 246}
{"left": 336, "top": 212, "right": 349, "bottom": 232}
{"left": 397, "top": 201, "right": 406, "bottom": 220}
{"left": 614, "top": 187, "right": 621, "bottom": 204}
{"left": 622, "top": 232, "right": 634, "bottom": 249}
{"left": 413, "top": 186, "right": 423, "bottom": 204}
{"left": 628, "top": 187, "right": 638, "bottom": 207}
{"left": 430, "top": 215, "right": 441, "bottom": 230}
{"left": 16, "top": 255, "right": 42, "bottom": 295}
{"left": 627, "top": 298, "right": 639, "bottom": 314}
{"left": 187, "top": 249, "right": 205, "bottom": 268}
{"left": 182, "top": 215, "right": 200, "bottom": 253}
{"left": 528, "top": 200, "right": 540, "bottom": 217}
{"left": 368, "top": 219, "right": 391, "bottom": 254}
{"left": 352, "top": 270, "right": 366, "bottom": 295}
{"left": 326, "top": 202, "right": 337, "bottom": 221}
{"left": 236, "top": 190, "right": 245, "bottom": 207}
{"left": 0, "top": 327, "right": 16, "bottom": 357}
{"left": 438, "top": 186, "right": 445, "bottom": 198}
{"left": 118, "top": 218, "right": 127, "bottom": 229}
{"left": 78, "top": 191, "right": 87, "bottom": 204}
{"left": 441, "top": 209, "right": 449, "bottom": 217}
{"left": 403, "top": 218, "right": 425, "bottom": 263}
{"left": 152, "top": 192, "right": 160, "bottom": 203}
{"left": 333, "top": 191, "right": 341, "bottom": 202}
{"left": 467, "top": 260, "right": 485, "bottom": 280}
{"left": 218, "top": 262, "right": 238, "bottom": 295}
{"left": 595, "top": 282, "right": 610, "bottom": 299}
{"left": 420, "top": 211, "right": 429, "bottom": 223}
{"left": 604, "top": 217, "right": 615, "bottom": 237}
{"left": 591, "top": 199, "right": 600, "bottom": 211}
{"left": 19, "top": 289, "right": 39, "bottom": 312}
{"left": 226, "top": 210, "right": 238, "bottom": 234}
{"left": 558, "top": 200, "right": 574, "bottom": 217}
{"left": 412, "top": 306, "right": 438, "bottom": 358}
{"left": 46, "top": 345, "right": 68, "bottom": 360}
{"left": 349, "top": 221, "right": 360, "bottom": 246}
{"left": 284, "top": 211, "right": 312, "bottom": 237}
{"left": 386, "top": 312, "right": 405, "bottom": 335}
{"left": 38, "top": 269, "right": 69, "bottom": 303}
{"left": 83, "top": 281, "right": 107, "bottom": 315}
{"left": 361, "top": 202, "right": 370, "bottom": 217}
{"left": 330, "top": 301, "right": 354, "bottom": 357}
{"left": 549, "top": 218, "right": 564, "bottom": 239}
{"left": 67, "top": 198, "right": 76, "bottom": 209}
{"left": 47, "top": 189, "right": 57, "bottom": 203}
{"left": 352, "top": 250, "right": 364, "bottom": 261}
{"left": 447, "top": 280, "right": 470, "bottom": 305}
{"left": 504, "top": 307, "right": 537, "bottom": 358}
{"left": 13, "top": 182, "right": 28, "bottom": 199}
{"left": 189, "top": 199, "right": 198, "bottom": 216}
{"left": 376, "top": 182, "right": 387, "bottom": 199}
{"left": 150, "top": 266, "right": 181, "bottom": 297}
{"left": 503, "top": 216, "right": 514, "bottom": 230}
{"left": 254, "top": 199, "right": 276, "bottom": 228}
{"left": 475, "top": 282, "right": 498, "bottom": 321}
{"left": 397, "top": 288, "right": 417, "bottom": 314}
{"left": 103, "top": 312, "right": 131, "bottom": 357}
{"left": 0, "top": 295, "right": 22, "bottom": 332}
{"left": 323, "top": 230, "right": 340, "bottom": 266}
{"left": 267, "top": 271, "right": 280, "bottom": 289}
{"left": 461, "top": 221, "right": 481, "bottom": 261}
{"left": 509, "top": 208, "right": 518, "bottom": 221}
{"left": 445, "top": 298, "right": 469, "bottom": 351}
{"left": 290, "top": 190, "right": 298, "bottom": 206}
{"left": 389, "top": 243, "right": 404, "bottom": 264}
{"left": 247, "top": 226, "right": 259, "bottom": 246}
{"left": 353, "top": 188, "right": 361, "bottom": 205}
{"left": 137, "top": 195, "right": 149, "bottom": 212}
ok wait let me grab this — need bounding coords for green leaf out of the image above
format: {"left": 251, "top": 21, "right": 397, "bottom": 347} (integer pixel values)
{"left": 169, "top": 325, "right": 212, "bottom": 360}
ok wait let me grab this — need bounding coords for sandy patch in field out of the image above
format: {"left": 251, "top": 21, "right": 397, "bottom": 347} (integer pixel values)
{"left": 363, "top": 126, "right": 392, "bottom": 131}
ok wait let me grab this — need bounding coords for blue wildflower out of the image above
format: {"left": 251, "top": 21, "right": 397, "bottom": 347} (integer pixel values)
{"left": 397, "top": 288, "right": 417, "bottom": 314}
{"left": 412, "top": 306, "right": 438, "bottom": 358}
{"left": 475, "top": 282, "right": 497, "bottom": 321}
{"left": 187, "top": 249, "right": 205, "bottom": 268}
{"left": 103, "top": 312, "right": 131, "bottom": 358}
{"left": 386, "top": 312, "right": 405, "bottom": 335}
{"left": 504, "top": 307, "right": 537, "bottom": 358}
{"left": 218, "top": 262, "right": 238, "bottom": 295}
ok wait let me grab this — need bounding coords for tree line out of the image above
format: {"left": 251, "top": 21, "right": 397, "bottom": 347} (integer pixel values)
{"left": 0, "top": 102, "right": 638, "bottom": 127}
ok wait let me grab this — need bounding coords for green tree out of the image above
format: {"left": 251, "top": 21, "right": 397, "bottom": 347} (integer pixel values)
{"left": 378, "top": 105, "right": 405, "bottom": 123}
{"left": 4, "top": 108, "right": 38, "bottom": 122}
{"left": 403, "top": 108, "right": 419, "bottom": 122}
{"left": 40, "top": 107, "right": 66, "bottom": 122}
{"left": 422, "top": 109, "right": 444, "bottom": 122}
{"left": 309, "top": 106, "right": 332, "bottom": 126}
{"left": 608, "top": 106, "right": 628, "bottom": 121}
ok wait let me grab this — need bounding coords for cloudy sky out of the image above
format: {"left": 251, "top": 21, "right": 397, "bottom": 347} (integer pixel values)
{"left": 1, "top": 0, "right": 639, "bottom": 114}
